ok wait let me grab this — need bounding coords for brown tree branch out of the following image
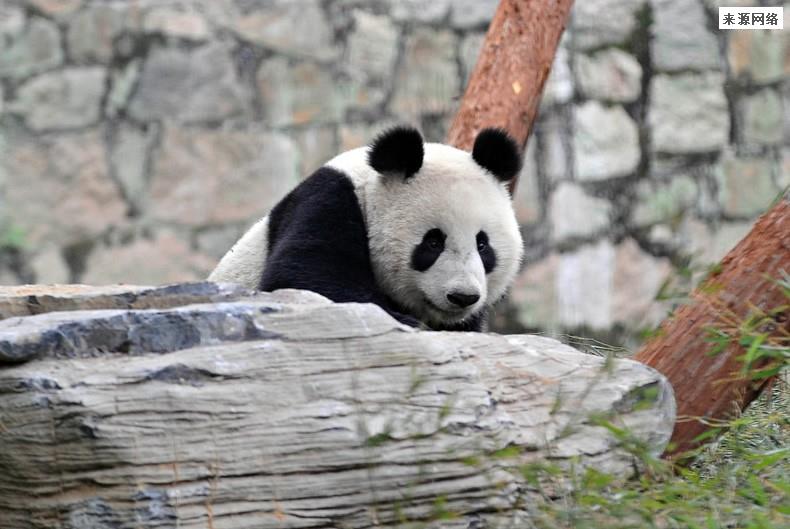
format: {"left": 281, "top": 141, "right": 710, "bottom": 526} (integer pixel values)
{"left": 446, "top": 0, "right": 574, "bottom": 194}
{"left": 635, "top": 191, "right": 790, "bottom": 456}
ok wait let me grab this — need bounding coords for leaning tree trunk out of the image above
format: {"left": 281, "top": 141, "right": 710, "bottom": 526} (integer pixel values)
{"left": 0, "top": 284, "right": 675, "bottom": 528}
{"left": 447, "top": 0, "right": 575, "bottom": 194}
{"left": 635, "top": 190, "right": 790, "bottom": 455}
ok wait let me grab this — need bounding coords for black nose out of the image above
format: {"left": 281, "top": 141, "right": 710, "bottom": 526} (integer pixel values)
{"left": 447, "top": 292, "right": 480, "bottom": 308}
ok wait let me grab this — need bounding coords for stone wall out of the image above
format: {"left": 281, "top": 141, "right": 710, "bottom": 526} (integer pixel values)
{"left": 0, "top": 0, "right": 787, "bottom": 343}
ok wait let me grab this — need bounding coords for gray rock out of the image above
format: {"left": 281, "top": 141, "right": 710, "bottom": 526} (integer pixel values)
{"left": 345, "top": 10, "right": 399, "bottom": 80}
{"left": 108, "top": 124, "right": 156, "bottom": 213}
{"left": 632, "top": 176, "right": 698, "bottom": 226}
{"left": 557, "top": 239, "right": 615, "bottom": 329}
{"left": 537, "top": 112, "right": 572, "bottom": 182}
{"left": 10, "top": 67, "right": 105, "bottom": 131}
{"left": 550, "top": 182, "right": 612, "bottom": 241}
{"left": 728, "top": 29, "right": 785, "bottom": 84}
{"left": 0, "top": 284, "right": 674, "bottom": 528}
{"left": 292, "top": 126, "right": 338, "bottom": 176}
{"left": 25, "top": 0, "right": 82, "bottom": 18}
{"left": 66, "top": 4, "right": 129, "bottom": 63}
{"left": 148, "top": 127, "right": 298, "bottom": 227}
{"left": 738, "top": 88, "right": 784, "bottom": 146}
{"left": 105, "top": 59, "right": 140, "bottom": 117}
{"left": 257, "top": 58, "right": 343, "bottom": 127}
{"left": 459, "top": 32, "right": 485, "bottom": 85}
{"left": 230, "top": 0, "right": 337, "bottom": 61}
{"left": 390, "top": 28, "right": 460, "bottom": 118}
{"left": 392, "top": 0, "right": 451, "bottom": 23}
{"left": 717, "top": 151, "right": 780, "bottom": 217}
{"left": 649, "top": 73, "right": 729, "bottom": 154}
{"left": 539, "top": 38, "right": 574, "bottom": 109}
{"left": 572, "top": 0, "right": 647, "bottom": 50}
{"left": 195, "top": 225, "right": 248, "bottom": 260}
{"left": 142, "top": 6, "right": 210, "bottom": 40}
{"left": 574, "top": 101, "right": 640, "bottom": 181}
{"left": 2, "top": 129, "right": 127, "bottom": 246}
{"left": 651, "top": 0, "right": 720, "bottom": 72}
{"left": 449, "top": 0, "right": 498, "bottom": 29}
{"left": 128, "top": 43, "right": 250, "bottom": 123}
{"left": 0, "top": 17, "right": 63, "bottom": 79}
{"left": 512, "top": 139, "right": 541, "bottom": 224}
{"left": 575, "top": 48, "right": 642, "bottom": 103}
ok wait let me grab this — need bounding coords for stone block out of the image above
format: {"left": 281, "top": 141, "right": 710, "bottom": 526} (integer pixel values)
{"left": 557, "top": 240, "right": 615, "bottom": 329}
{"left": 230, "top": 0, "right": 337, "bottom": 61}
{"left": 449, "top": 0, "right": 498, "bottom": 29}
{"left": 391, "top": 0, "right": 451, "bottom": 23}
{"left": 512, "top": 139, "right": 541, "bottom": 225}
{"left": 148, "top": 127, "right": 298, "bottom": 226}
{"left": 575, "top": 48, "right": 641, "bottom": 103}
{"left": 738, "top": 88, "right": 784, "bottom": 146}
{"left": 128, "top": 43, "right": 250, "bottom": 123}
{"left": 535, "top": 111, "right": 571, "bottom": 182}
{"left": 26, "top": 0, "right": 82, "bottom": 18}
{"left": 390, "top": 28, "right": 459, "bottom": 119}
{"left": 257, "top": 58, "right": 344, "bottom": 127}
{"left": 611, "top": 238, "right": 672, "bottom": 327}
{"left": 83, "top": 231, "right": 215, "bottom": 285}
{"left": 717, "top": 151, "right": 780, "bottom": 217}
{"left": 339, "top": 121, "right": 398, "bottom": 152}
{"left": 2, "top": 130, "right": 127, "bottom": 246}
{"left": 143, "top": 7, "right": 210, "bottom": 40}
{"left": 0, "top": 17, "right": 63, "bottom": 79}
{"left": 550, "top": 183, "right": 611, "bottom": 241}
{"left": 459, "top": 32, "right": 485, "bottom": 85}
{"left": 9, "top": 67, "right": 105, "bottom": 131}
{"left": 195, "top": 225, "right": 248, "bottom": 261}
{"left": 345, "top": 10, "right": 398, "bottom": 80}
{"left": 572, "top": 0, "right": 646, "bottom": 50}
{"left": 510, "top": 252, "right": 561, "bottom": 331}
{"left": 30, "top": 246, "right": 70, "bottom": 284}
{"left": 540, "top": 40, "right": 573, "bottom": 109}
{"left": 292, "top": 126, "right": 339, "bottom": 176}
{"left": 108, "top": 124, "right": 157, "bottom": 214}
{"left": 574, "top": 101, "right": 640, "bottom": 181}
{"left": 727, "top": 29, "right": 785, "bottom": 84}
{"left": 632, "top": 175, "right": 698, "bottom": 226}
{"left": 105, "top": 59, "right": 140, "bottom": 117}
{"left": 649, "top": 73, "right": 729, "bottom": 154}
{"left": 66, "top": 4, "right": 130, "bottom": 63}
{"left": 651, "top": 0, "right": 720, "bottom": 72}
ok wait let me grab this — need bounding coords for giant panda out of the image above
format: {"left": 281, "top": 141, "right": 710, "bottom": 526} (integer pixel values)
{"left": 209, "top": 126, "right": 523, "bottom": 332}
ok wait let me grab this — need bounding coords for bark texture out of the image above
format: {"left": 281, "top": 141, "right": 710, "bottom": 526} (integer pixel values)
{"left": 635, "top": 191, "right": 790, "bottom": 454}
{"left": 0, "top": 284, "right": 675, "bottom": 528}
{"left": 447, "top": 0, "right": 574, "bottom": 193}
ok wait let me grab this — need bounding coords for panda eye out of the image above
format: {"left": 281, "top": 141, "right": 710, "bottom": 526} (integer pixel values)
{"left": 476, "top": 231, "right": 489, "bottom": 252}
{"left": 428, "top": 239, "right": 441, "bottom": 250}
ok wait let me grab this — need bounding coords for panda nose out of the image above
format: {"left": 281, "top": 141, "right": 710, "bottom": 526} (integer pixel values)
{"left": 447, "top": 292, "right": 480, "bottom": 308}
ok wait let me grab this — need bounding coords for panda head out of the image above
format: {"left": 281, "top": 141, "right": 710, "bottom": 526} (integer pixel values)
{"left": 364, "top": 125, "right": 524, "bottom": 328}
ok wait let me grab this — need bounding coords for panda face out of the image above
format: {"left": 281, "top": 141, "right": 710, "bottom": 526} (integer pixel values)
{"left": 362, "top": 139, "right": 524, "bottom": 328}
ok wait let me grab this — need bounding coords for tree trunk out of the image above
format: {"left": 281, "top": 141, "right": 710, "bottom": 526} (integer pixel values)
{"left": 634, "top": 191, "right": 790, "bottom": 455}
{"left": 0, "top": 284, "right": 675, "bottom": 528}
{"left": 446, "top": 0, "right": 574, "bottom": 194}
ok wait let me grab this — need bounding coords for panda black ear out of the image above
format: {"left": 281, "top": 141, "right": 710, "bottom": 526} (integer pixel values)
{"left": 368, "top": 126, "right": 424, "bottom": 179}
{"left": 472, "top": 128, "right": 522, "bottom": 182}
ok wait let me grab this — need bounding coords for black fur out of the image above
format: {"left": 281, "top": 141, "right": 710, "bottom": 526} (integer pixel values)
{"left": 472, "top": 128, "right": 522, "bottom": 182}
{"left": 262, "top": 167, "right": 420, "bottom": 327}
{"left": 476, "top": 231, "right": 497, "bottom": 274}
{"left": 260, "top": 167, "right": 486, "bottom": 332}
{"left": 410, "top": 228, "right": 445, "bottom": 272}
{"left": 367, "top": 125, "right": 424, "bottom": 178}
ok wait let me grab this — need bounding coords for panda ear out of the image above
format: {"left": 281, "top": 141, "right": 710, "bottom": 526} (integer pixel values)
{"left": 368, "top": 126, "right": 424, "bottom": 179}
{"left": 472, "top": 128, "right": 522, "bottom": 182}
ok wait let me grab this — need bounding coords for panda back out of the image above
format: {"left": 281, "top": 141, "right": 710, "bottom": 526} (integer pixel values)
{"left": 208, "top": 215, "right": 270, "bottom": 289}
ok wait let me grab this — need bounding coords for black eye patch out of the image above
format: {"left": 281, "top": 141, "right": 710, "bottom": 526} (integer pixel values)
{"left": 476, "top": 231, "right": 497, "bottom": 274}
{"left": 411, "top": 228, "right": 445, "bottom": 272}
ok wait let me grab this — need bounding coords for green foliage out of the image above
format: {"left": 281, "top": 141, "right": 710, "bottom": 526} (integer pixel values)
{"left": 0, "top": 222, "right": 26, "bottom": 250}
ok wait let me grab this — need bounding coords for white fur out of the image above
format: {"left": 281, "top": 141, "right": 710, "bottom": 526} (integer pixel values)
{"left": 210, "top": 142, "right": 524, "bottom": 328}
{"left": 208, "top": 216, "right": 269, "bottom": 289}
